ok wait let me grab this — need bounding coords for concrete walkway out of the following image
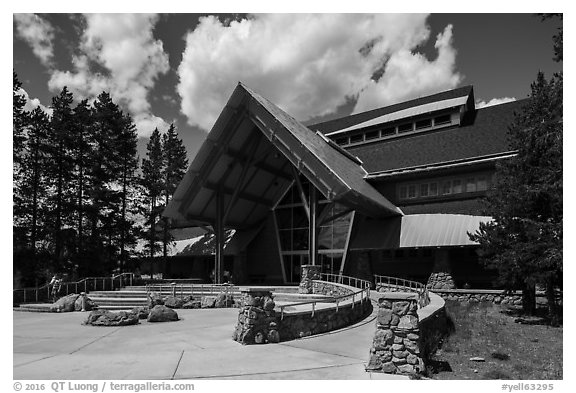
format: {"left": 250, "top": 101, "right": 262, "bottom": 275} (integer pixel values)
{"left": 13, "top": 301, "right": 407, "bottom": 380}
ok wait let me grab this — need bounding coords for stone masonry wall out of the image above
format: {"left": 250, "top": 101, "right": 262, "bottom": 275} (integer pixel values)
{"left": 299, "top": 265, "right": 321, "bottom": 294}
{"left": 312, "top": 281, "right": 353, "bottom": 297}
{"left": 426, "top": 272, "right": 456, "bottom": 290}
{"left": 366, "top": 293, "right": 425, "bottom": 375}
{"left": 233, "top": 288, "right": 279, "bottom": 345}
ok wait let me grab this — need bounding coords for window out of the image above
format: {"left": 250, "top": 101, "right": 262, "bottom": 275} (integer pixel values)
{"left": 398, "top": 123, "right": 413, "bottom": 133}
{"left": 466, "top": 178, "right": 477, "bottom": 192}
{"left": 477, "top": 176, "right": 488, "bottom": 191}
{"left": 452, "top": 179, "right": 463, "bottom": 194}
{"left": 407, "top": 184, "right": 417, "bottom": 199}
{"left": 434, "top": 114, "right": 451, "bottom": 125}
{"left": 415, "top": 118, "right": 432, "bottom": 130}
{"left": 442, "top": 180, "right": 452, "bottom": 195}
{"left": 350, "top": 133, "right": 364, "bottom": 143}
{"left": 399, "top": 186, "right": 407, "bottom": 200}
{"left": 429, "top": 182, "right": 438, "bottom": 196}
{"left": 335, "top": 137, "right": 348, "bottom": 146}
{"left": 381, "top": 127, "right": 396, "bottom": 137}
{"left": 365, "top": 130, "right": 379, "bottom": 140}
{"left": 420, "top": 183, "right": 429, "bottom": 197}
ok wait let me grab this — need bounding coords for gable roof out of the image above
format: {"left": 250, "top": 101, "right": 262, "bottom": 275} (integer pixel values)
{"left": 310, "top": 85, "right": 474, "bottom": 134}
{"left": 340, "top": 99, "right": 527, "bottom": 174}
{"left": 163, "top": 83, "right": 401, "bottom": 230}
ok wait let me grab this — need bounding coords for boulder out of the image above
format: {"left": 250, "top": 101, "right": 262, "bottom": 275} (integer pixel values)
{"left": 74, "top": 295, "right": 97, "bottom": 311}
{"left": 84, "top": 310, "right": 139, "bottom": 326}
{"left": 147, "top": 292, "right": 164, "bottom": 308}
{"left": 163, "top": 296, "right": 185, "bottom": 309}
{"left": 131, "top": 307, "right": 149, "bottom": 319}
{"left": 201, "top": 296, "right": 216, "bottom": 308}
{"left": 214, "top": 292, "right": 234, "bottom": 308}
{"left": 147, "top": 305, "right": 179, "bottom": 322}
{"left": 182, "top": 300, "right": 202, "bottom": 309}
{"left": 51, "top": 294, "right": 80, "bottom": 312}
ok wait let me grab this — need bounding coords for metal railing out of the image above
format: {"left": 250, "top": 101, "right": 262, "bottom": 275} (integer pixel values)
{"left": 373, "top": 274, "right": 430, "bottom": 308}
{"left": 144, "top": 282, "right": 238, "bottom": 298}
{"left": 13, "top": 272, "right": 135, "bottom": 306}
{"left": 277, "top": 273, "right": 371, "bottom": 321}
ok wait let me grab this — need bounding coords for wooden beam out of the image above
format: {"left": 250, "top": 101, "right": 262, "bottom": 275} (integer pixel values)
{"left": 291, "top": 166, "right": 310, "bottom": 220}
{"left": 226, "top": 148, "right": 292, "bottom": 180}
{"left": 309, "top": 184, "right": 318, "bottom": 266}
{"left": 204, "top": 182, "right": 275, "bottom": 206}
{"left": 222, "top": 136, "right": 262, "bottom": 224}
{"left": 339, "top": 211, "right": 356, "bottom": 276}
{"left": 214, "top": 189, "right": 224, "bottom": 284}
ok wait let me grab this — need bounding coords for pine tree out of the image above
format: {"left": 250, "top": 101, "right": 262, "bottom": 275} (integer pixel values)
{"left": 13, "top": 71, "right": 29, "bottom": 254}
{"left": 46, "top": 87, "right": 75, "bottom": 272}
{"left": 141, "top": 128, "right": 164, "bottom": 265}
{"left": 470, "top": 72, "right": 562, "bottom": 322}
{"left": 160, "top": 124, "right": 189, "bottom": 263}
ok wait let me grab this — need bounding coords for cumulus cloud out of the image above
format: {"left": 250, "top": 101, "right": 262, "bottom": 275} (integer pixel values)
{"left": 17, "top": 88, "right": 53, "bottom": 117}
{"left": 475, "top": 97, "right": 516, "bottom": 109}
{"left": 354, "top": 24, "right": 461, "bottom": 113}
{"left": 48, "top": 14, "right": 170, "bottom": 136}
{"left": 177, "top": 14, "right": 461, "bottom": 131}
{"left": 14, "top": 13, "right": 55, "bottom": 67}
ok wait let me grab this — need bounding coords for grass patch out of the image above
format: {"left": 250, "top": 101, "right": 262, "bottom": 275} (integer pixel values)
{"left": 431, "top": 300, "right": 562, "bottom": 380}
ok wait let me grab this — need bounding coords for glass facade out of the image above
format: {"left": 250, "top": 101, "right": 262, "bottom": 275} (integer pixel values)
{"left": 273, "top": 178, "right": 355, "bottom": 283}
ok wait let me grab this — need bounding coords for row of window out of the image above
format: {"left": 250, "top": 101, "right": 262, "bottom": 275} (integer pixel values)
{"left": 333, "top": 113, "right": 454, "bottom": 147}
{"left": 398, "top": 175, "right": 489, "bottom": 201}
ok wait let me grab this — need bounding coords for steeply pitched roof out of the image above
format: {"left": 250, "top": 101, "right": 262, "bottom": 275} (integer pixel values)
{"left": 309, "top": 85, "right": 474, "bottom": 134}
{"left": 341, "top": 99, "right": 527, "bottom": 174}
{"left": 163, "top": 83, "right": 401, "bottom": 230}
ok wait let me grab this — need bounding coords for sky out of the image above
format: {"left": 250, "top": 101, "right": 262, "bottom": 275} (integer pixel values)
{"left": 12, "top": 13, "right": 562, "bottom": 163}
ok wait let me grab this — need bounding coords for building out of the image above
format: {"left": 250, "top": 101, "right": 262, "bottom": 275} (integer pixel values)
{"left": 163, "top": 83, "right": 526, "bottom": 288}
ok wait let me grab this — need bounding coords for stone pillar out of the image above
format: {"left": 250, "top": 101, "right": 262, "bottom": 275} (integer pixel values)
{"left": 427, "top": 249, "right": 456, "bottom": 289}
{"left": 233, "top": 287, "right": 279, "bottom": 345}
{"left": 298, "top": 265, "right": 321, "bottom": 294}
{"left": 366, "top": 292, "right": 424, "bottom": 375}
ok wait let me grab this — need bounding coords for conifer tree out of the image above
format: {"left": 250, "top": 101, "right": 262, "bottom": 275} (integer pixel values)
{"left": 470, "top": 73, "right": 562, "bottom": 322}
{"left": 160, "top": 124, "right": 189, "bottom": 263}
{"left": 141, "top": 128, "right": 164, "bottom": 264}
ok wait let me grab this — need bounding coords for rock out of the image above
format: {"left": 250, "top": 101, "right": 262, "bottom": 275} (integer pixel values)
{"left": 131, "top": 307, "right": 149, "bottom": 319}
{"left": 201, "top": 296, "right": 216, "bottom": 308}
{"left": 394, "top": 335, "right": 404, "bottom": 344}
{"left": 381, "top": 361, "right": 397, "bottom": 373}
{"left": 397, "top": 364, "right": 416, "bottom": 374}
{"left": 407, "top": 333, "right": 419, "bottom": 340}
{"left": 84, "top": 310, "right": 139, "bottom": 326}
{"left": 469, "top": 357, "right": 485, "bottom": 362}
{"left": 366, "top": 355, "right": 382, "bottom": 371}
{"left": 147, "top": 305, "right": 179, "bottom": 322}
{"left": 391, "top": 315, "right": 400, "bottom": 326}
{"left": 392, "top": 301, "right": 410, "bottom": 315}
{"left": 182, "top": 295, "right": 193, "bottom": 303}
{"left": 263, "top": 297, "right": 275, "bottom": 311}
{"left": 147, "top": 292, "right": 164, "bottom": 308}
{"left": 163, "top": 296, "right": 185, "bottom": 309}
{"left": 407, "top": 354, "right": 420, "bottom": 365}
{"left": 182, "top": 300, "right": 201, "bottom": 309}
{"left": 377, "top": 308, "right": 393, "bottom": 326}
{"left": 51, "top": 294, "right": 80, "bottom": 312}
{"left": 403, "top": 339, "right": 419, "bottom": 352}
{"left": 74, "top": 295, "right": 96, "bottom": 311}
{"left": 214, "top": 292, "right": 234, "bottom": 308}
{"left": 254, "top": 331, "right": 265, "bottom": 344}
{"left": 378, "top": 298, "right": 392, "bottom": 309}
{"left": 393, "top": 350, "right": 409, "bottom": 359}
{"left": 267, "top": 329, "right": 280, "bottom": 343}
{"left": 391, "top": 343, "right": 404, "bottom": 351}
{"left": 398, "top": 315, "right": 419, "bottom": 329}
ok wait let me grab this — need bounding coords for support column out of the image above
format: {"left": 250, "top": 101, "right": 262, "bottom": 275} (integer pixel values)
{"left": 214, "top": 190, "right": 225, "bottom": 285}
{"left": 233, "top": 287, "right": 279, "bottom": 345}
{"left": 427, "top": 249, "right": 456, "bottom": 290}
{"left": 308, "top": 185, "right": 318, "bottom": 266}
{"left": 298, "top": 264, "right": 321, "bottom": 294}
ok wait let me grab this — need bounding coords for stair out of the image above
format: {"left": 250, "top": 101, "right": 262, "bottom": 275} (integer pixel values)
{"left": 86, "top": 285, "right": 330, "bottom": 311}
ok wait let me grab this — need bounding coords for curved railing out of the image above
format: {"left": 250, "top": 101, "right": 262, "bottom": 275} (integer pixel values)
{"left": 144, "top": 282, "right": 238, "bottom": 298}
{"left": 373, "top": 274, "right": 430, "bottom": 308}
{"left": 13, "top": 272, "right": 135, "bottom": 305}
{"left": 277, "top": 273, "right": 371, "bottom": 320}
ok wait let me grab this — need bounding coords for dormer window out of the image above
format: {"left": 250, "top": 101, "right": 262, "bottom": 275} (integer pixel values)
{"left": 434, "top": 114, "right": 451, "bottom": 126}
{"left": 415, "top": 118, "right": 432, "bottom": 130}
{"left": 398, "top": 123, "right": 413, "bottom": 133}
{"left": 365, "top": 130, "right": 379, "bottom": 140}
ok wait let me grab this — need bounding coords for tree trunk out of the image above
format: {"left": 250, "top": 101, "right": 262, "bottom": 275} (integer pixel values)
{"left": 55, "top": 140, "right": 64, "bottom": 270}
{"left": 522, "top": 282, "right": 537, "bottom": 316}
{"left": 546, "top": 277, "right": 561, "bottom": 326}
